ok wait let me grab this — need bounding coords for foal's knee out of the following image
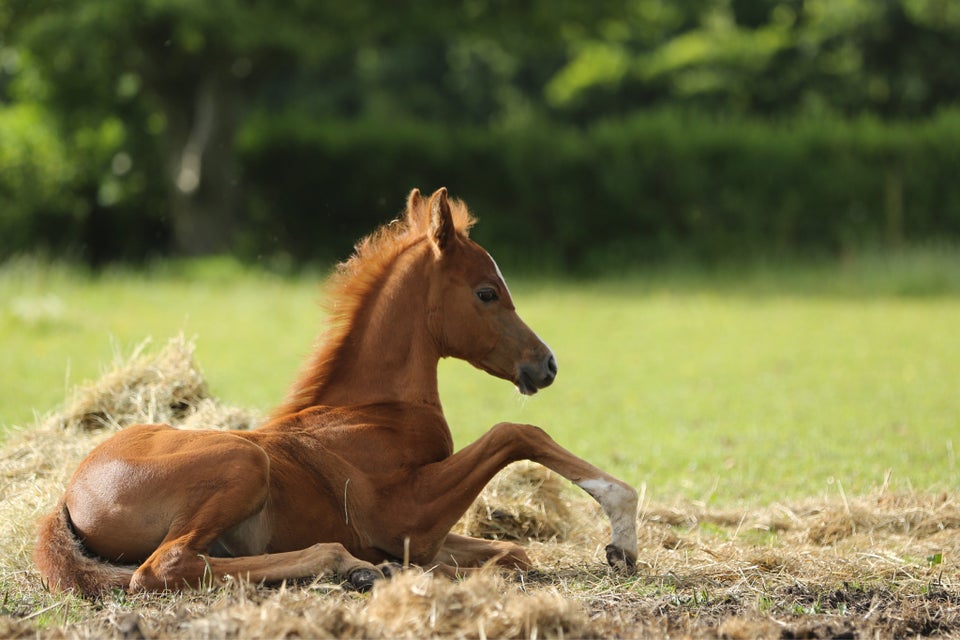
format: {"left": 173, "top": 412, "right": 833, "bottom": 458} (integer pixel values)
{"left": 490, "top": 422, "right": 551, "bottom": 447}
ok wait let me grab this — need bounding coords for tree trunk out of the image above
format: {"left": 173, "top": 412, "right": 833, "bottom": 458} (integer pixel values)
{"left": 164, "top": 74, "right": 242, "bottom": 256}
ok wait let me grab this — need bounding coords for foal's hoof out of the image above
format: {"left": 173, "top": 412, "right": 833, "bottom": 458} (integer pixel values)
{"left": 605, "top": 544, "right": 636, "bottom": 573}
{"left": 347, "top": 568, "right": 381, "bottom": 592}
{"left": 377, "top": 561, "right": 404, "bottom": 579}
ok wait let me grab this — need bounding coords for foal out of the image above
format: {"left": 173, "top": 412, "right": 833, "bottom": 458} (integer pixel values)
{"left": 35, "top": 187, "right": 638, "bottom": 596}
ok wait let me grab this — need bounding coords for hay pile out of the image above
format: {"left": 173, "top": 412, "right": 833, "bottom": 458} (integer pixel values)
{"left": 44, "top": 334, "right": 255, "bottom": 433}
{"left": 1, "top": 336, "right": 959, "bottom": 638}
{"left": 454, "top": 461, "right": 574, "bottom": 543}
{"left": 0, "top": 336, "right": 256, "bottom": 577}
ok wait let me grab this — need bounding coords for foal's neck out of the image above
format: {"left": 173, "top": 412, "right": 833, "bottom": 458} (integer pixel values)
{"left": 303, "top": 245, "right": 442, "bottom": 409}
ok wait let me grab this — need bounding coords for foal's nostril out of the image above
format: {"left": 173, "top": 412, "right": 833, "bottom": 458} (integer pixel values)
{"left": 541, "top": 353, "right": 558, "bottom": 386}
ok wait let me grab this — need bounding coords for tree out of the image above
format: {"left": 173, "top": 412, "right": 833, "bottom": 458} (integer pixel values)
{"left": 543, "top": 0, "right": 960, "bottom": 118}
{"left": 5, "top": 1, "right": 398, "bottom": 255}
{"left": 6, "top": 0, "right": 635, "bottom": 256}
{"left": 5, "top": 0, "right": 957, "bottom": 263}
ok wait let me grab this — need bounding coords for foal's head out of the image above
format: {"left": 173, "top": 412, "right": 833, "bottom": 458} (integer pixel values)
{"left": 413, "top": 187, "right": 557, "bottom": 395}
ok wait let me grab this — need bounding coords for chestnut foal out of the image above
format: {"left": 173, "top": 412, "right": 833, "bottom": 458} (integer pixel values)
{"left": 35, "top": 188, "right": 638, "bottom": 597}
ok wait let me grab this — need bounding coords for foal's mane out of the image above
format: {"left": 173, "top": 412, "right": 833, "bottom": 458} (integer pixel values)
{"left": 272, "top": 192, "right": 476, "bottom": 418}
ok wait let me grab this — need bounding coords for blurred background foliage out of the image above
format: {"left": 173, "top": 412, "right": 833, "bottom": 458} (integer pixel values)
{"left": 1, "top": 0, "right": 958, "bottom": 271}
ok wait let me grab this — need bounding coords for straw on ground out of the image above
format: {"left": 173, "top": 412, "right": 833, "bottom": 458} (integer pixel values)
{"left": 1, "top": 337, "right": 957, "bottom": 638}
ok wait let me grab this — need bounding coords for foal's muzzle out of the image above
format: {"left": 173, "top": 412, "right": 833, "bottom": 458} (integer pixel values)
{"left": 517, "top": 353, "right": 558, "bottom": 396}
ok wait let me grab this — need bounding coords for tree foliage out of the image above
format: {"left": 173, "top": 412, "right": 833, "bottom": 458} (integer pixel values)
{"left": 1, "top": 0, "right": 958, "bottom": 266}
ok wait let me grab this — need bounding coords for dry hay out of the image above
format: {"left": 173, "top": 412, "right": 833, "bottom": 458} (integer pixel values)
{"left": 42, "top": 334, "right": 256, "bottom": 433}
{"left": 1, "top": 336, "right": 959, "bottom": 638}
{"left": 453, "top": 460, "right": 574, "bottom": 543}
{"left": 0, "top": 336, "right": 256, "bottom": 582}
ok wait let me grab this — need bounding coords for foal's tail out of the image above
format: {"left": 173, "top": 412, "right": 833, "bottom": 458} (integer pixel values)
{"left": 34, "top": 501, "right": 136, "bottom": 598}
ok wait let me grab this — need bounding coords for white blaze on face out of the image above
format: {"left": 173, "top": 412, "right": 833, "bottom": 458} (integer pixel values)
{"left": 486, "top": 251, "right": 512, "bottom": 300}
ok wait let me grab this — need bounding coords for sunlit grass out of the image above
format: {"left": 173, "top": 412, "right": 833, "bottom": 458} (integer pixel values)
{"left": 441, "top": 283, "right": 959, "bottom": 503}
{"left": 1, "top": 256, "right": 322, "bottom": 428}
{"left": 2, "top": 250, "right": 958, "bottom": 504}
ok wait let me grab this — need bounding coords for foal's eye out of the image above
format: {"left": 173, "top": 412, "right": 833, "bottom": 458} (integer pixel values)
{"left": 476, "top": 288, "right": 498, "bottom": 303}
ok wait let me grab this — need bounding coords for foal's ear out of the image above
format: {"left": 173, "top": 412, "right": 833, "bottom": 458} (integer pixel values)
{"left": 429, "top": 187, "right": 454, "bottom": 253}
{"left": 406, "top": 188, "right": 423, "bottom": 223}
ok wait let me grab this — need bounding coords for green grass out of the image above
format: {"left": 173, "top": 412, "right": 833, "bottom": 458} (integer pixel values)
{"left": 1, "top": 256, "right": 323, "bottom": 427}
{"left": 2, "top": 251, "right": 958, "bottom": 505}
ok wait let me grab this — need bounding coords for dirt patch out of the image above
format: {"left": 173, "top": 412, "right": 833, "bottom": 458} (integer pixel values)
{"left": 1, "top": 337, "right": 958, "bottom": 638}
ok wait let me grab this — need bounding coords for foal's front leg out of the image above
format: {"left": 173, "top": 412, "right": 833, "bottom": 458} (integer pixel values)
{"left": 409, "top": 422, "right": 639, "bottom": 572}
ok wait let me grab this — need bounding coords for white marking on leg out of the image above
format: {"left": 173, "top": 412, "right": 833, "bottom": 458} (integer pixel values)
{"left": 577, "top": 478, "right": 639, "bottom": 557}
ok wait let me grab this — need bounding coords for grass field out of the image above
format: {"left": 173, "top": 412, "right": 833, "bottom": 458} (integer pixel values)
{"left": 2, "top": 251, "right": 958, "bottom": 503}
{"left": 2, "top": 249, "right": 959, "bottom": 637}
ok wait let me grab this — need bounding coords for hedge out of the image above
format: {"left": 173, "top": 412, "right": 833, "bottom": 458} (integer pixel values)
{"left": 237, "top": 109, "right": 960, "bottom": 271}
{"left": 4, "top": 108, "right": 959, "bottom": 270}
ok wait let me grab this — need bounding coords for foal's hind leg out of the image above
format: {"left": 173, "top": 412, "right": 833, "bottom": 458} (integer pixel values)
{"left": 131, "top": 493, "right": 383, "bottom": 592}
{"left": 125, "top": 438, "right": 381, "bottom": 592}
{"left": 432, "top": 533, "right": 532, "bottom": 574}
{"left": 134, "top": 536, "right": 383, "bottom": 592}
{"left": 408, "top": 422, "right": 638, "bottom": 571}
{"left": 128, "top": 465, "right": 383, "bottom": 592}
